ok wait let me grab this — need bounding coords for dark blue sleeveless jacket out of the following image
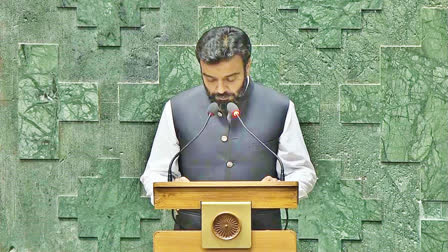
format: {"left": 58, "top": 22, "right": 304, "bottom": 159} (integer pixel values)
{"left": 170, "top": 78, "right": 290, "bottom": 230}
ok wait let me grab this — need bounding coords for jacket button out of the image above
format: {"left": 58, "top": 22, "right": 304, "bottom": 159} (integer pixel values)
{"left": 226, "top": 161, "right": 234, "bottom": 168}
{"left": 221, "top": 135, "right": 228, "bottom": 142}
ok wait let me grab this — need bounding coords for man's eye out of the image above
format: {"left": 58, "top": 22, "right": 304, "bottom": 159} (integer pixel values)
{"left": 226, "top": 77, "right": 236, "bottom": 82}
{"left": 207, "top": 78, "right": 216, "bottom": 82}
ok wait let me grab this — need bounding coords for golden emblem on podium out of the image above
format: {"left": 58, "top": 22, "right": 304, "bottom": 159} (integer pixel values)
{"left": 212, "top": 212, "right": 241, "bottom": 240}
{"left": 202, "top": 202, "right": 251, "bottom": 248}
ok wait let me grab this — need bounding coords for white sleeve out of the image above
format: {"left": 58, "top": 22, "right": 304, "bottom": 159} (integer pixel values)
{"left": 140, "top": 100, "right": 181, "bottom": 206}
{"left": 277, "top": 101, "right": 318, "bottom": 200}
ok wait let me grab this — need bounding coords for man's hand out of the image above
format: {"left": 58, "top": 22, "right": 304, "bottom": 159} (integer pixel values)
{"left": 174, "top": 176, "right": 190, "bottom": 182}
{"left": 261, "top": 176, "right": 279, "bottom": 182}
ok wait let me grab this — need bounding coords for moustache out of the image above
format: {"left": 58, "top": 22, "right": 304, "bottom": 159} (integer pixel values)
{"left": 209, "top": 92, "right": 235, "bottom": 101}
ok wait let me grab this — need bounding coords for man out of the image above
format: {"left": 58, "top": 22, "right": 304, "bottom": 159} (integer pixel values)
{"left": 140, "top": 26, "right": 317, "bottom": 230}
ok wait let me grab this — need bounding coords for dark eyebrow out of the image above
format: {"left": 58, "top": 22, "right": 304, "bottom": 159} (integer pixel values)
{"left": 202, "top": 72, "right": 240, "bottom": 79}
{"left": 225, "top": 72, "right": 240, "bottom": 78}
{"left": 202, "top": 73, "right": 216, "bottom": 79}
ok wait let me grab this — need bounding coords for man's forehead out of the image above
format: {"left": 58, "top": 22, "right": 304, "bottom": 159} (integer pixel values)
{"left": 199, "top": 54, "right": 244, "bottom": 66}
{"left": 199, "top": 55, "right": 245, "bottom": 77}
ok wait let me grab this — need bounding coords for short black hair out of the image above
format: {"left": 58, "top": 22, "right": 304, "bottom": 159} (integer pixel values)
{"left": 195, "top": 26, "right": 252, "bottom": 67}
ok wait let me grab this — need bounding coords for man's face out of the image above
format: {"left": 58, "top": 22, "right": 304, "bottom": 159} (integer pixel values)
{"left": 200, "top": 55, "right": 251, "bottom": 105}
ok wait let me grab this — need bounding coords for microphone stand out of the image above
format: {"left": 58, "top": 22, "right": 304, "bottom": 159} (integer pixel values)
{"left": 227, "top": 102, "right": 289, "bottom": 230}
{"left": 167, "top": 113, "right": 214, "bottom": 226}
{"left": 235, "top": 115, "right": 285, "bottom": 181}
{"left": 230, "top": 108, "right": 290, "bottom": 230}
{"left": 168, "top": 113, "right": 215, "bottom": 181}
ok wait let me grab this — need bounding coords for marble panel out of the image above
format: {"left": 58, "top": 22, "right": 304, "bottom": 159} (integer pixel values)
{"left": 198, "top": 7, "right": 240, "bottom": 39}
{"left": 297, "top": 159, "right": 382, "bottom": 251}
{"left": 119, "top": 45, "right": 201, "bottom": 122}
{"left": 380, "top": 8, "right": 448, "bottom": 202}
{"left": 59, "top": 0, "right": 161, "bottom": 46}
{"left": 18, "top": 44, "right": 59, "bottom": 159}
{"left": 18, "top": 44, "right": 100, "bottom": 159}
{"left": 421, "top": 220, "right": 448, "bottom": 251}
{"left": 278, "top": 0, "right": 382, "bottom": 48}
{"left": 58, "top": 82, "right": 99, "bottom": 121}
{"left": 58, "top": 158, "right": 160, "bottom": 252}
{"left": 339, "top": 84, "right": 382, "bottom": 124}
{"left": 278, "top": 84, "right": 321, "bottom": 123}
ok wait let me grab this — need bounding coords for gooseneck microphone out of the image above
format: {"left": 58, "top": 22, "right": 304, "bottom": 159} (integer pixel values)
{"left": 167, "top": 102, "right": 219, "bottom": 226}
{"left": 168, "top": 102, "right": 219, "bottom": 182}
{"left": 226, "top": 102, "right": 290, "bottom": 230}
{"left": 226, "top": 102, "right": 285, "bottom": 181}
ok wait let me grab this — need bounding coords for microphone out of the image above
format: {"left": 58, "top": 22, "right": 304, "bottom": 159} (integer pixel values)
{"left": 167, "top": 102, "right": 218, "bottom": 227}
{"left": 226, "top": 102, "right": 290, "bottom": 230}
{"left": 167, "top": 102, "right": 219, "bottom": 182}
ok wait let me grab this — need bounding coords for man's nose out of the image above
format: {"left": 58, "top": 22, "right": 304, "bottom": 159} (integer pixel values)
{"left": 216, "top": 80, "right": 226, "bottom": 94}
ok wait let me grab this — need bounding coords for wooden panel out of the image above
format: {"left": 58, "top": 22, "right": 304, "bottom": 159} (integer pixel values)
{"left": 154, "top": 181, "right": 298, "bottom": 188}
{"left": 153, "top": 230, "right": 297, "bottom": 252}
{"left": 153, "top": 181, "right": 298, "bottom": 209}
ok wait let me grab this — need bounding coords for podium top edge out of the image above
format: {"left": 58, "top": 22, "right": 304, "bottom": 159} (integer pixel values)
{"left": 154, "top": 181, "right": 298, "bottom": 188}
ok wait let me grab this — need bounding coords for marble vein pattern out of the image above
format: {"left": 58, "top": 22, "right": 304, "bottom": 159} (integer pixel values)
{"left": 278, "top": 0, "right": 383, "bottom": 48}
{"left": 198, "top": 7, "right": 241, "bottom": 39}
{"left": 18, "top": 44, "right": 59, "bottom": 159}
{"left": 119, "top": 44, "right": 321, "bottom": 123}
{"left": 58, "top": 158, "right": 161, "bottom": 252}
{"left": 59, "top": 0, "right": 161, "bottom": 46}
{"left": 296, "top": 159, "right": 382, "bottom": 251}
{"left": 339, "top": 7, "right": 448, "bottom": 200}
{"left": 339, "top": 8, "right": 448, "bottom": 249}
{"left": 18, "top": 44, "right": 99, "bottom": 159}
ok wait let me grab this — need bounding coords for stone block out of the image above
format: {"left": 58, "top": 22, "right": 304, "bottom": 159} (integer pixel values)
{"left": 251, "top": 46, "right": 280, "bottom": 89}
{"left": 58, "top": 158, "right": 161, "bottom": 252}
{"left": 119, "top": 84, "right": 160, "bottom": 122}
{"left": 421, "top": 220, "right": 448, "bottom": 251}
{"left": 339, "top": 84, "right": 382, "bottom": 124}
{"left": 59, "top": 82, "right": 99, "bottom": 121}
{"left": 422, "top": 201, "right": 448, "bottom": 220}
{"left": 338, "top": 9, "right": 448, "bottom": 203}
{"left": 18, "top": 44, "right": 59, "bottom": 159}
{"left": 278, "top": 84, "right": 321, "bottom": 123}
{"left": 198, "top": 7, "right": 241, "bottom": 39}
{"left": 119, "top": 45, "right": 200, "bottom": 122}
{"left": 59, "top": 0, "right": 160, "bottom": 47}
{"left": 278, "top": 0, "right": 383, "bottom": 48}
{"left": 297, "top": 159, "right": 382, "bottom": 251}
{"left": 380, "top": 8, "right": 448, "bottom": 166}
{"left": 17, "top": 44, "right": 100, "bottom": 159}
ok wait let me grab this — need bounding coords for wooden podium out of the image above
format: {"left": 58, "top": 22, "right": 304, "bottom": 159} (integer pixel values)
{"left": 153, "top": 181, "right": 298, "bottom": 252}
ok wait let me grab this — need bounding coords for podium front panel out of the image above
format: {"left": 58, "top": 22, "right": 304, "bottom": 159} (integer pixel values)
{"left": 153, "top": 230, "right": 297, "bottom": 252}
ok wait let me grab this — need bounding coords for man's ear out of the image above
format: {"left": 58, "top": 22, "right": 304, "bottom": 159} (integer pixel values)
{"left": 245, "top": 58, "right": 252, "bottom": 76}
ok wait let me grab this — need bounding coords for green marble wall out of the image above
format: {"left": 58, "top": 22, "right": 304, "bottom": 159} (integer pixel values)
{"left": 0, "top": 0, "right": 447, "bottom": 251}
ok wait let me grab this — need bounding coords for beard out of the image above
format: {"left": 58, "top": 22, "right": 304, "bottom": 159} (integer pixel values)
{"left": 204, "top": 74, "right": 248, "bottom": 112}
